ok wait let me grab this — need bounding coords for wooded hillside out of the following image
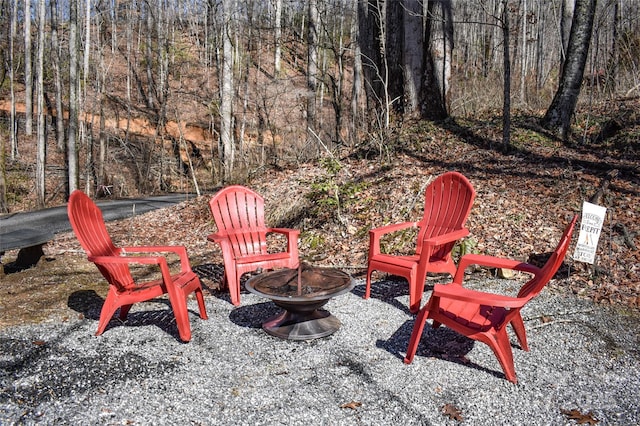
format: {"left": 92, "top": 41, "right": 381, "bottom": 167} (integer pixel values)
{"left": 1, "top": 0, "right": 639, "bottom": 212}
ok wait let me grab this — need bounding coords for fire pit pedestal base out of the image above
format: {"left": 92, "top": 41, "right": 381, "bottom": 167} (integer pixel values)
{"left": 246, "top": 265, "right": 353, "bottom": 340}
{"left": 263, "top": 299, "right": 339, "bottom": 340}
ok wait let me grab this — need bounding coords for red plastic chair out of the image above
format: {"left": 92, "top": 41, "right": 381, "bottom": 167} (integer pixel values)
{"left": 67, "top": 190, "right": 208, "bottom": 342}
{"left": 208, "top": 185, "right": 300, "bottom": 306}
{"left": 365, "top": 171, "right": 476, "bottom": 313}
{"left": 404, "top": 215, "right": 578, "bottom": 383}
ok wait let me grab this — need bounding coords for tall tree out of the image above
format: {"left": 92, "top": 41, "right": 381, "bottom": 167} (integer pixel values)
{"left": 358, "top": 0, "right": 385, "bottom": 122}
{"left": 500, "top": 0, "right": 511, "bottom": 149}
{"left": 351, "top": 0, "right": 366, "bottom": 143}
{"left": 220, "top": 0, "right": 235, "bottom": 182}
{"left": 421, "top": 0, "right": 452, "bottom": 120}
{"left": 402, "top": 0, "right": 424, "bottom": 115}
{"left": 24, "top": 0, "right": 33, "bottom": 135}
{"left": 50, "top": 0, "right": 65, "bottom": 153}
{"left": 9, "top": 0, "right": 19, "bottom": 159}
{"left": 385, "top": 0, "right": 404, "bottom": 113}
{"left": 541, "top": 0, "right": 597, "bottom": 140}
{"left": 35, "top": 0, "right": 46, "bottom": 207}
{"left": 560, "top": 0, "right": 575, "bottom": 73}
{"left": 274, "top": 0, "right": 282, "bottom": 76}
{"left": 68, "top": 0, "right": 79, "bottom": 195}
{"left": 307, "top": 0, "right": 319, "bottom": 144}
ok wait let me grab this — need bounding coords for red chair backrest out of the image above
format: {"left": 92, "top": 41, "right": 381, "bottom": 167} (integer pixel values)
{"left": 518, "top": 215, "right": 578, "bottom": 300}
{"left": 67, "top": 190, "right": 134, "bottom": 289}
{"left": 416, "top": 172, "right": 476, "bottom": 258}
{"left": 208, "top": 185, "right": 269, "bottom": 258}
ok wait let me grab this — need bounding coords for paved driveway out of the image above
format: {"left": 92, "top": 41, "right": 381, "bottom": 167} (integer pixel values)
{"left": 0, "top": 194, "right": 194, "bottom": 251}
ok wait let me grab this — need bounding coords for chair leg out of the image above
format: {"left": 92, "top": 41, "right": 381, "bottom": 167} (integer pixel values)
{"left": 96, "top": 290, "right": 120, "bottom": 336}
{"left": 485, "top": 328, "right": 518, "bottom": 384}
{"left": 119, "top": 304, "right": 133, "bottom": 320}
{"left": 169, "top": 292, "right": 193, "bottom": 342}
{"left": 407, "top": 270, "right": 421, "bottom": 314}
{"left": 510, "top": 313, "right": 529, "bottom": 351}
{"left": 231, "top": 273, "right": 242, "bottom": 306}
{"left": 404, "top": 306, "right": 432, "bottom": 364}
{"left": 195, "top": 287, "right": 208, "bottom": 320}
{"left": 224, "top": 267, "right": 240, "bottom": 306}
{"left": 364, "top": 267, "right": 373, "bottom": 299}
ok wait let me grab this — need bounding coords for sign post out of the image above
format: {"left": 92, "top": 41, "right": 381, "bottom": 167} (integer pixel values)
{"left": 573, "top": 201, "right": 607, "bottom": 264}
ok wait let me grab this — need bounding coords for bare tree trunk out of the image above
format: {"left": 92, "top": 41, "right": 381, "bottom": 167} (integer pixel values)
{"left": 608, "top": 0, "right": 619, "bottom": 95}
{"left": 35, "top": 0, "right": 46, "bottom": 207}
{"left": 9, "top": 0, "right": 18, "bottom": 159}
{"left": 541, "top": 0, "right": 597, "bottom": 141}
{"left": 351, "top": 0, "right": 365, "bottom": 144}
{"left": 24, "top": 0, "right": 33, "bottom": 136}
{"left": 501, "top": 0, "right": 511, "bottom": 149}
{"left": 0, "top": 149, "right": 6, "bottom": 213}
{"left": 80, "top": 0, "right": 92, "bottom": 193}
{"left": 220, "top": 0, "right": 235, "bottom": 182}
{"left": 358, "top": 0, "right": 385, "bottom": 119}
{"left": 68, "top": 0, "right": 79, "bottom": 196}
{"left": 51, "top": 0, "right": 65, "bottom": 153}
{"left": 274, "top": 0, "right": 282, "bottom": 76}
{"left": 385, "top": 0, "right": 404, "bottom": 113}
{"left": 519, "top": 0, "right": 527, "bottom": 103}
{"left": 560, "top": 0, "right": 574, "bottom": 73}
{"left": 307, "top": 0, "right": 319, "bottom": 144}
{"left": 402, "top": 0, "right": 423, "bottom": 115}
{"left": 421, "top": 0, "right": 451, "bottom": 121}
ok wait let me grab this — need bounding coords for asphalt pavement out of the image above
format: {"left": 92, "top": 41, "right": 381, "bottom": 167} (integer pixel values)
{"left": 0, "top": 193, "right": 194, "bottom": 252}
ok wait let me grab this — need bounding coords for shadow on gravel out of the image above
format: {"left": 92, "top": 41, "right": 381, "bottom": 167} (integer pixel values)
{"left": 66, "top": 290, "right": 188, "bottom": 341}
{"left": 350, "top": 278, "right": 436, "bottom": 316}
{"left": 229, "top": 301, "right": 282, "bottom": 329}
{"left": 377, "top": 318, "right": 512, "bottom": 381}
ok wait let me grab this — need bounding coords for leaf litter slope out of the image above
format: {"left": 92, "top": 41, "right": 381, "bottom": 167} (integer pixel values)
{"left": 1, "top": 107, "right": 639, "bottom": 328}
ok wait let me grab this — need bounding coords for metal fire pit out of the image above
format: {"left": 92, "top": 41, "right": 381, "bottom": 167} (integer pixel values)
{"left": 245, "top": 263, "right": 354, "bottom": 340}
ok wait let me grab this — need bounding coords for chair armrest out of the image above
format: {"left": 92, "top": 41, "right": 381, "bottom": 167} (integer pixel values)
{"left": 116, "top": 245, "right": 192, "bottom": 273}
{"left": 422, "top": 228, "right": 470, "bottom": 247}
{"left": 268, "top": 227, "right": 300, "bottom": 238}
{"left": 432, "top": 283, "right": 526, "bottom": 309}
{"left": 370, "top": 221, "right": 417, "bottom": 237}
{"left": 268, "top": 228, "right": 300, "bottom": 256}
{"left": 453, "top": 254, "right": 542, "bottom": 284}
{"left": 89, "top": 254, "right": 165, "bottom": 267}
{"left": 369, "top": 222, "right": 418, "bottom": 256}
{"left": 207, "top": 232, "right": 226, "bottom": 243}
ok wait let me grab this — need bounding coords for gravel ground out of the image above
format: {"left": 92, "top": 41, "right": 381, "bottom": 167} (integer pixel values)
{"left": 1, "top": 277, "right": 639, "bottom": 425}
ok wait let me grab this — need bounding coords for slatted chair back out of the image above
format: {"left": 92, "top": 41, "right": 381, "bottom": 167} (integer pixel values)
{"left": 416, "top": 172, "right": 476, "bottom": 262}
{"left": 209, "top": 185, "right": 269, "bottom": 258}
{"left": 517, "top": 214, "right": 578, "bottom": 300}
{"left": 67, "top": 190, "right": 133, "bottom": 290}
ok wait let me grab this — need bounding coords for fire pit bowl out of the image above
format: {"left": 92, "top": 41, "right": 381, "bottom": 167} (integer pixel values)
{"left": 245, "top": 263, "right": 354, "bottom": 340}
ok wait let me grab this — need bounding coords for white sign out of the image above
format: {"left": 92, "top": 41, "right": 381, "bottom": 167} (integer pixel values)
{"left": 573, "top": 201, "right": 607, "bottom": 264}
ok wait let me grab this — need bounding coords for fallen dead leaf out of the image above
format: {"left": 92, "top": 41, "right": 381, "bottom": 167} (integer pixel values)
{"left": 561, "top": 408, "right": 599, "bottom": 425}
{"left": 340, "top": 401, "right": 362, "bottom": 410}
{"left": 442, "top": 403, "right": 463, "bottom": 421}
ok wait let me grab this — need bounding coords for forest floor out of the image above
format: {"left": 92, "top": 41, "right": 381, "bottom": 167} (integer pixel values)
{"left": 1, "top": 100, "right": 639, "bottom": 328}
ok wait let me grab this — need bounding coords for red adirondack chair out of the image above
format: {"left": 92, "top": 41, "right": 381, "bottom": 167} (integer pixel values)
{"left": 365, "top": 171, "right": 476, "bottom": 313}
{"left": 67, "top": 190, "right": 208, "bottom": 342}
{"left": 404, "top": 215, "right": 578, "bottom": 383}
{"left": 208, "top": 185, "right": 300, "bottom": 306}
